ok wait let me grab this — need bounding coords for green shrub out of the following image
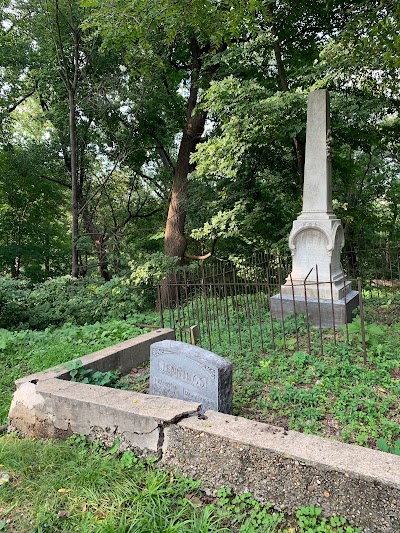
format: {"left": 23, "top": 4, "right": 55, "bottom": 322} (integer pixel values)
{"left": 0, "top": 276, "right": 157, "bottom": 330}
{"left": 0, "top": 278, "right": 31, "bottom": 328}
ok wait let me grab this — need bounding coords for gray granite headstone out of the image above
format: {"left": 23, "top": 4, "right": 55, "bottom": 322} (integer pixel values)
{"left": 150, "top": 340, "right": 232, "bottom": 414}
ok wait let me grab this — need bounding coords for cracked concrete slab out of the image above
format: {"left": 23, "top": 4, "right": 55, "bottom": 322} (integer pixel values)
{"left": 162, "top": 411, "right": 400, "bottom": 532}
{"left": 8, "top": 329, "right": 400, "bottom": 531}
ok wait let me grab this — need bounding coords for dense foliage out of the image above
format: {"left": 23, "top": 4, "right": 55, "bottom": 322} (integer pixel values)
{"left": 0, "top": 275, "right": 160, "bottom": 330}
{"left": 0, "top": 0, "right": 399, "bottom": 279}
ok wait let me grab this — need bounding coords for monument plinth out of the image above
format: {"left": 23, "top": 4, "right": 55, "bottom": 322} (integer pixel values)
{"left": 271, "top": 89, "right": 359, "bottom": 326}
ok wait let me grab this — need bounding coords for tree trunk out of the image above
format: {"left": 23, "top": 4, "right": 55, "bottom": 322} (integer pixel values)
{"left": 69, "top": 92, "right": 80, "bottom": 277}
{"left": 81, "top": 207, "right": 112, "bottom": 281}
{"left": 44, "top": 235, "right": 50, "bottom": 277}
{"left": 160, "top": 38, "right": 221, "bottom": 308}
{"left": 161, "top": 115, "right": 207, "bottom": 309}
{"left": 10, "top": 259, "right": 17, "bottom": 278}
{"left": 268, "top": 7, "right": 305, "bottom": 190}
{"left": 95, "top": 238, "right": 112, "bottom": 281}
{"left": 163, "top": 38, "right": 207, "bottom": 262}
{"left": 164, "top": 115, "right": 206, "bottom": 262}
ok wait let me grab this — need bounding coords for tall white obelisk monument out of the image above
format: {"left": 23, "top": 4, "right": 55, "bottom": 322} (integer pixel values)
{"left": 271, "top": 89, "right": 359, "bottom": 326}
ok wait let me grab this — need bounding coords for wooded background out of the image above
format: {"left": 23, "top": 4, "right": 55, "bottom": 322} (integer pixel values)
{"left": 1, "top": 0, "right": 399, "bottom": 283}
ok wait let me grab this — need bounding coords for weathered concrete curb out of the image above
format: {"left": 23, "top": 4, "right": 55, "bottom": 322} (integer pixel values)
{"left": 9, "top": 328, "right": 180, "bottom": 446}
{"left": 10, "top": 378, "right": 200, "bottom": 451}
{"left": 8, "top": 329, "right": 400, "bottom": 532}
{"left": 163, "top": 412, "right": 400, "bottom": 532}
{"left": 14, "top": 328, "right": 176, "bottom": 388}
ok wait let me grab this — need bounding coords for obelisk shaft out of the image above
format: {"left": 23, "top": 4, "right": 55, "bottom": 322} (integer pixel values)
{"left": 300, "top": 89, "right": 333, "bottom": 219}
{"left": 270, "top": 88, "right": 359, "bottom": 326}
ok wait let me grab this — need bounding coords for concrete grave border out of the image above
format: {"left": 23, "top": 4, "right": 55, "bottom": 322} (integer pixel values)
{"left": 8, "top": 329, "right": 400, "bottom": 532}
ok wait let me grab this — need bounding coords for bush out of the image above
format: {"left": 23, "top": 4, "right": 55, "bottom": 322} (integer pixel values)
{"left": 0, "top": 276, "right": 157, "bottom": 330}
{"left": 0, "top": 278, "right": 32, "bottom": 328}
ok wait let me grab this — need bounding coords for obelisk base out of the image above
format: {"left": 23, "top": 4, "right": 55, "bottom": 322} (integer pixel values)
{"left": 270, "top": 290, "right": 359, "bottom": 328}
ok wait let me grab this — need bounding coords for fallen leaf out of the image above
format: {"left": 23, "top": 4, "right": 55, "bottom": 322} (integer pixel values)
{"left": 185, "top": 494, "right": 202, "bottom": 506}
{"left": 57, "top": 488, "right": 70, "bottom": 494}
{"left": 58, "top": 510, "right": 69, "bottom": 518}
{"left": 81, "top": 504, "right": 87, "bottom": 512}
{"left": 0, "top": 473, "right": 10, "bottom": 486}
{"left": 169, "top": 473, "right": 174, "bottom": 483}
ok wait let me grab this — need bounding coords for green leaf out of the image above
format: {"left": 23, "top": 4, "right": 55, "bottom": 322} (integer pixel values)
{"left": 376, "top": 438, "right": 389, "bottom": 452}
{"left": 108, "top": 437, "right": 121, "bottom": 455}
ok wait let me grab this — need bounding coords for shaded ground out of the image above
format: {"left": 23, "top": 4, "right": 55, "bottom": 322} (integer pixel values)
{"left": 123, "top": 299, "right": 400, "bottom": 452}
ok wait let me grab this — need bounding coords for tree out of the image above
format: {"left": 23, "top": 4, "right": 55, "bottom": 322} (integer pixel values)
{"left": 188, "top": 0, "right": 400, "bottom": 257}
{"left": 1, "top": 0, "right": 164, "bottom": 280}
{"left": 83, "top": 0, "right": 263, "bottom": 264}
{"left": 0, "top": 142, "right": 69, "bottom": 279}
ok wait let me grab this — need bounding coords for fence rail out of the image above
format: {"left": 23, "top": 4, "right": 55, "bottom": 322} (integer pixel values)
{"left": 157, "top": 244, "right": 400, "bottom": 359}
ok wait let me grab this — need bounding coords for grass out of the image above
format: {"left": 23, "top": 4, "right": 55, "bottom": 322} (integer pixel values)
{"left": 2, "top": 292, "right": 398, "bottom": 450}
{"left": 0, "top": 435, "right": 360, "bottom": 532}
{"left": 0, "top": 314, "right": 157, "bottom": 424}
{"left": 157, "top": 292, "right": 400, "bottom": 450}
{"left": 124, "top": 324, "right": 400, "bottom": 449}
{"left": 227, "top": 295, "right": 400, "bottom": 449}
{"left": 0, "top": 288, "right": 397, "bottom": 531}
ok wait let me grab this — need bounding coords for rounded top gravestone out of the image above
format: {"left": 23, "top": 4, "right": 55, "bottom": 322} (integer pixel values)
{"left": 150, "top": 340, "right": 232, "bottom": 414}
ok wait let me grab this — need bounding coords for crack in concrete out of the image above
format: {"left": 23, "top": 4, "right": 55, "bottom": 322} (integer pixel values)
{"left": 157, "top": 408, "right": 200, "bottom": 458}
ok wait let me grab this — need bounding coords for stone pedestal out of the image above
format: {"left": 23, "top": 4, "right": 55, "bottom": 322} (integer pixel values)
{"left": 270, "top": 89, "right": 358, "bottom": 327}
{"left": 270, "top": 290, "right": 359, "bottom": 328}
{"left": 281, "top": 217, "right": 351, "bottom": 301}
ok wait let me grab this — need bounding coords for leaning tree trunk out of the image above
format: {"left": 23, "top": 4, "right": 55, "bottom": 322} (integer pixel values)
{"left": 163, "top": 37, "right": 207, "bottom": 263}
{"left": 163, "top": 125, "right": 205, "bottom": 263}
{"left": 160, "top": 37, "right": 218, "bottom": 309}
{"left": 161, "top": 111, "right": 207, "bottom": 307}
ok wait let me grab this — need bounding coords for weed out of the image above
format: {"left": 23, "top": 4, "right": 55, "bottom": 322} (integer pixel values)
{"left": 376, "top": 437, "right": 400, "bottom": 455}
{"left": 0, "top": 436, "right": 362, "bottom": 532}
{"left": 215, "top": 486, "right": 284, "bottom": 530}
{"left": 295, "top": 506, "right": 360, "bottom": 532}
{"left": 0, "top": 435, "right": 225, "bottom": 532}
{"left": 68, "top": 360, "right": 127, "bottom": 389}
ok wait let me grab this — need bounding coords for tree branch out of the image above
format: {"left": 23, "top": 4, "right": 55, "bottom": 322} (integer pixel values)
{"left": 134, "top": 169, "right": 167, "bottom": 200}
{"left": 39, "top": 174, "right": 71, "bottom": 188}
{"left": 78, "top": 153, "right": 127, "bottom": 215}
{"left": 156, "top": 145, "right": 175, "bottom": 173}
{"left": 7, "top": 83, "right": 37, "bottom": 114}
{"left": 184, "top": 238, "right": 218, "bottom": 261}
